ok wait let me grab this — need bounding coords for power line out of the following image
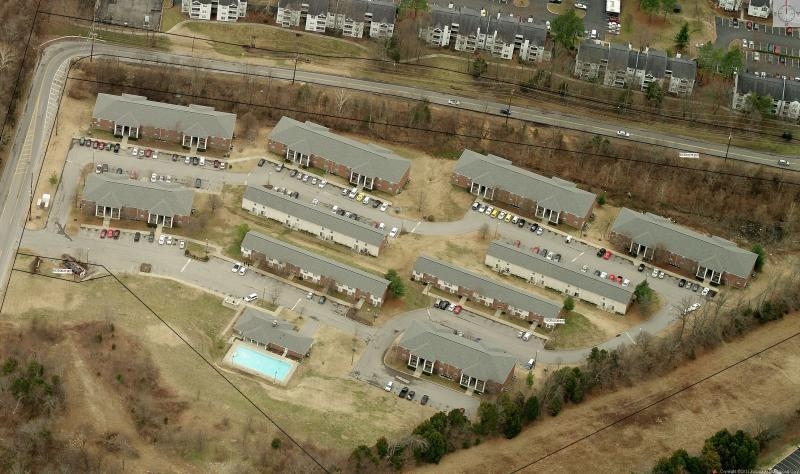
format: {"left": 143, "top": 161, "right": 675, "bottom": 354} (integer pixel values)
{"left": 13, "top": 255, "right": 331, "bottom": 473}
{"left": 508, "top": 327, "right": 800, "bottom": 473}
{"left": 35, "top": 9, "right": 800, "bottom": 143}
{"left": 65, "top": 58, "right": 800, "bottom": 188}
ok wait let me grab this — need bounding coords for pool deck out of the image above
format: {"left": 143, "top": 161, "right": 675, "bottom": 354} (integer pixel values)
{"left": 223, "top": 340, "right": 299, "bottom": 387}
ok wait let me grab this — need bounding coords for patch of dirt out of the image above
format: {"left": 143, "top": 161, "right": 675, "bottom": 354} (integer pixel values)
{"left": 418, "top": 313, "right": 800, "bottom": 473}
{"left": 513, "top": 0, "right": 529, "bottom": 6}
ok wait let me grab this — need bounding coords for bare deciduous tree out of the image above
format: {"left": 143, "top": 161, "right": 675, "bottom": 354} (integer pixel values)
{"left": 335, "top": 88, "right": 350, "bottom": 114}
{"left": 0, "top": 42, "right": 15, "bottom": 72}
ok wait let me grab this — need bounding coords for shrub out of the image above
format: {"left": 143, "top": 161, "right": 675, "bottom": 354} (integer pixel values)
{"left": 271, "top": 437, "right": 281, "bottom": 449}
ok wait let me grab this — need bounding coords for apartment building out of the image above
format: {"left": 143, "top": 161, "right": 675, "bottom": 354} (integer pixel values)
{"left": 181, "top": 0, "right": 247, "bottom": 21}
{"left": 242, "top": 186, "right": 387, "bottom": 256}
{"left": 731, "top": 72, "right": 800, "bottom": 121}
{"left": 276, "top": 0, "right": 396, "bottom": 39}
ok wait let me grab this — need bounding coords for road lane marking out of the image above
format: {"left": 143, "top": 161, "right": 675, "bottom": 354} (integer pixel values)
{"left": 625, "top": 332, "right": 637, "bottom": 344}
{"left": 571, "top": 252, "right": 585, "bottom": 262}
{"left": 180, "top": 259, "right": 191, "bottom": 273}
{"left": 291, "top": 298, "right": 302, "bottom": 311}
{"left": 410, "top": 221, "right": 421, "bottom": 233}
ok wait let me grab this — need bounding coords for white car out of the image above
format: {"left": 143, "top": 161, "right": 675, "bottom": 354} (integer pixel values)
{"left": 599, "top": 271, "right": 608, "bottom": 279}
{"left": 378, "top": 222, "right": 386, "bottom": 230}
{"left": 536, "top": 227, "right": 543, "bottom": 236}
{"left": 447, "top": 99, "right": 460, "bottom": 105}
{"left": 150, "top": 173, "right": 157, "bottom": 183}
{"left": 132, "top": 147, "right": 139, "bottom": 157}
{"left": 658, "top": 271, "right": 665, "bottom": 279}
{"left": 651, "top": 268, "right": 659, "bottom": 278}
{"left": 742, "top": 38, "right": 748, "bottom": 48}
{"left": 384, "top": 380, "right": 394, "bottom": 392}
{"left": 165, "top": 175, "right": 172, "bottom": 183}
{"left": 348, "top": 190, "right": 357, "bottom": 199}
{"left": 318, "top": 179, "right": 327, "bottom": 189}
{"left": 484, "top": 206, "right": 494, "bottom": 215}
{"left": 331, "top": 205, "right": 339, "bottom": 214}
{"left": 232, "top": 263, "right": 241, "bottom": 273}
{"left": 239, "top": 266, "right": 247, "bottom": 276}
{"left": 616, "top": 130, "right": 630, "bottom": 137}
{"left": 379, "top": 203, "right": 389, "bottom": 212}
{"left": 389, "top": 227, "right": 399, "bottom": 238}
{"left": 574, "top": 2, "right": 587, "bottom": 8}
{"left": 363, "top": 196, "right": 371, "bottom": 206}
{"left": 179, "top": 240, "right": 185, "bottom": 249}
{"left": 701, "top": 287, "right": 710, "bottom": 296}
{"left": 497, "top": 211, "right": 507, "bottom": 220}
{"left": 311, "top": 177, "right": 318, "bottom": 185}
{"left": 244, "top": 293, "right": 258, "bottom": 303}
{"left": 581, "top": 265, "right": 588, "bottom": 272}
{"left": 158, "top": 235, "right": 166, "bottom": 245}
{"left": 683, "top": 302, "right": 701, "bottom": 314}
{"left": 166, "top": 236, "right": 173, "bottom": 245}
{"left": 312, "top": 198, "right": 319, "bottom": 206}
{"left": 545, "top": 20, "right": 550, "bottom": 30}
{"left": 152, "top": 150, "right": 159, "bottom": 160}
{"left": 306, "top": 291, "right": 314, "bottom": 299}
{"left": 749, "top": 40, "right": 754, "bottom": 49}
{"left": 302, "top": 174, "right": 310, "bottom": 183}
{"left": 622, "top": 278, "right": 631, "bottom": 287}
{"left": 184, "top": 156, "right": 191, "bottom": 164}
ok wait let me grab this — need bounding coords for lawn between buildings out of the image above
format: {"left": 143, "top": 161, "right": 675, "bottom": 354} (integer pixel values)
{"left": 2, "top": 268, "right": 428, "bottom": 458}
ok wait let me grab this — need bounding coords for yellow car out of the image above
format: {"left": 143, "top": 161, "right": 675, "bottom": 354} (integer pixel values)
{"left": 504, "top": 213, "right": 513, "bottom": 222}
{"left": 356, "top": 193, "right": 365, "bottom": 202}
{"left": 490, "top": 208, "right": 499, "bottom": 217}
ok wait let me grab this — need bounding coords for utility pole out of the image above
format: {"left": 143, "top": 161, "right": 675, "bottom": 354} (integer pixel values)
{"left": 292, "top": 53, "right": 299, "bottom": 85}
{"left": 724, "top": 132, "right": 732, "bottom": 162}
{"left": 505, "top": 88, "right": 513, "bottom": 125}
{"left": 90, "top": 0, "right": 100, "bottom": 61}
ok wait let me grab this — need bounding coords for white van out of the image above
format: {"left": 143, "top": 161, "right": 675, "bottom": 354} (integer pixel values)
{"left": 199, "top": 157, "right": 205, "bottom": 166}
{"left": 522, "top": 332, "right": 532, "bottom": 341}
{"left": 525, "top": 359, "right": 535, "bottom": 370}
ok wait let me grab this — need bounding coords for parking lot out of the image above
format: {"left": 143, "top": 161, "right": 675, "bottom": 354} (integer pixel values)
{"left": 716, "top": 16, "right": 800, "bottom": 78}
{"left": 97, "top": 0, "right": 162, "bottom": 29}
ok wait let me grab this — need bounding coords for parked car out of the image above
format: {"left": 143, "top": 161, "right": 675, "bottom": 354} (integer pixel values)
{"left": 539, "top": 248, "right": 548, "bottom": 257}
{"left": 553, "top": 254, "right": 561, "bottom": 262}
{"left": 379, "top": 202, "right": 389, "bottom": 212}
{"left": 114, "top": 143, "right": 120, "bottom": 153}
{"left": 504, "top": 213, "right": 513, "bottom": 223}
{"left": 213, "top": 159, "right": 220, "bottom": 168}
{"left": 517, "top": 219, "right": 526, "bottom": 228}
{"left": 497, "top": 211, "right": 506, "bottom": 220}
{"left": 244, "top": 293, "right": 258, "bottom": 302}
{"left": 239, "top": 266, "right": 247, "bottom": 276}
{"left": 134, "top": 231, "right": 141, "bottom": 242}
{"left": 651, "top": 268, "right": 659, "bottom": 278}
{"left": 536, "top": 227, "right": 543, "bottom": 235}
{"left": 232, "top": 263, "right": 241, "bottom": 273}
{"left": 453, "top": 305, "right": 462, "bottom": 314}
{"left": 530, "top": 223, "right": 539, "bottom": 233}
{"left": 399, "top": 387, "right": 409, "bottom": 398}
{"left": 658, "top": 271, "right": 665, "bottom": 279}
{"left": 597, "top": 248, "right": 606, "bottom": 257}
{"left": 192, "top": 156, "right": 199, "bottom": 166}
{"left": 348, "top": 189, "right": 358, "bottom": 199}
{"left": 471, "top": 201, "right": 480, "bottom": 211}
{"left": 420, "top": 395, "right": 429, "bottom": 405}
{"left": 306, "top": 291, "right": 314, "bottom": 300}
{"left": 701, "top": 287, "right": 710, "bottom": 296}
{"left": 581, "top": 264, "right": 588, "bottom": 272}
{"left": 603, "top": 250, "right": 612, "bottom": 260}
{"left": 144, "top": 148, "right": 152, "bottom": 158}
{"left": 257, "top": 159, "right": 266, "bottom": 167}
{"left": 195, "top": 178, "right": 202, "bottom": 189}
{"left": 638, "top": 263, "right": 646, "bottom": 272}
{"left": 679, "top": 279, "right": 687, "bottom": 288}
{"left": 372, "top": 199, "right": 382, "bottom": 209}
{"left": 184, "top": 156, "right": 191, "bottom": 165}
{"left": 318, "top": 295, "right": 327, "bottom": 304}
{"left": 389, "top": 227, "right": 399, "bottom": 238}
{"left": 406, "top": 390, "right": 415, "bottom": 401}
{"left": 148, "top": 231, "right": 155, "bottom": 243}
{"left": 622, "top": 278, "right": 630, "bottom": 286}
{"left": 616, "top": 130, "right": 630, "bottom": 137}
{"left": 100, "top": 229, "right": 107, "bottom": 239}
{"left": 158, "top": 235, "right": 166, "bottom": 245}
{"left": 276, "top": 163, "right": 284, "bottom": 172}
{"left": 385, "top": 381, "right": 394, "bottom": 392}
{"left": 179, "top": 240, "right": 185, "bottom": 249}
{"left": 291, "top": 169, "right": 299, "bottom": 178}
{"left": 362, "top": 196, "right": 370, "bottom": 205}
{"left": 79, "top": 137, "right": 85, "bottom": 146}
{"left": 113, "top": 229, "right": 120, "bottom": 239}
{"left": 311, "top": 177, "right": 318, "bottom": 186}
{"left": 447, "top": 99, "right": 460, "bottom": 105}
{"left": 484, "top": 206, "right": 494, "bottom": 215}
{"left": 302, "top": 174, "right": 310, "bottom": 183}
{"left": 500, "top": 108, "right": 511, "bottom": 116}
{"left": 691, "top": 283, "right": 700, "bottom": 292}
{"left": 318, "top": 179, "right": 326, "bottom": 188}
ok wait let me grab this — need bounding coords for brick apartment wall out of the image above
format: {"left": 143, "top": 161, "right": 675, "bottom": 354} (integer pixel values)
{"left": 93, "top": 116, "right": 230, "bottom": 152}
{"left": 450, "top": 173, "right": 587, "bottom": 229}
{"left": 206, "top": 136, "right": 232, "bottom": 151}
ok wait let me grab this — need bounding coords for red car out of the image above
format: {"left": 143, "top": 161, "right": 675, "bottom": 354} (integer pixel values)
{"left": 213, "top": 159, "right": 220, "bottom": 168}
{"left": 746, "top": 21, "right": 752, "bottom": 30}
{"left": 616, "top": 275, "right": 623, "bottom": 283}
{"left": 532, "top": 246, "right": 540, "bottom": 254}
{"left": 453, "top": 305, "right": 462, "bottom": 315}
{"left": 608, "top": 273, "right": 616, "bottom": 281}
{"left": 603, "top": 250, "right": 612, "bottom": 260}
{"left": 788, "top": 27, "right": 793, "bottom": 35}
{"left": 100, "top": 229, "right": 107, "bottom": 238}
{"left": 113, "top": 229, "right": 121, "bottom": 239}
{"left": 144, "top": 148, "right": 153, "bottom": 158}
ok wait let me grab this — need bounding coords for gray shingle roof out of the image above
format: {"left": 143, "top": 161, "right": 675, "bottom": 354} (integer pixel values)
{"left": 269, "top": 117, "right": 410, "bottom": 184}
{"left": 736, "top": 73, "right": 800, "bottom": 102}
{"left": 576, "top": 40, "right": 609, "bottom": 64}
{"left": 92, "top": 93, "right": 236, "bottom": 139}
{"left": 363, "top": 0, "right": 396, "bottom": 23}
{"left": 666, "top": 57, "right": 697, "bottom": 80}
{"left": 607, "top": 42, "right": 631, "bottom": 70}
{"left": 243, "top": 185, "right": 386, "bottom": 247}
{"left": 454, "top": 149, "right": 596, "bottom": 218}
{"left": 241, "top": 231, "right": 390, "bottom": 298}
{"left": 633, "top": 49, "right": 667, "bottom": 77}
{"left": 234, "top": 307, "right": 314, "bottom": 355}
{"left": 493, "top": 16, "right": 547, "bottom": 45}
{"left": 413, "top": 255, "right": 562, "bottom": 319}
{"left": 611, "top": 208, "right": 757, "bottom": 278}
{"left": 487, "top": 240, "right": 634, "bottom": 304}
{"left": 400, "top": 321, "right": 517, "bottom": 383}
{"left": 83, "top": 174, "right": 194, "bottom": 217}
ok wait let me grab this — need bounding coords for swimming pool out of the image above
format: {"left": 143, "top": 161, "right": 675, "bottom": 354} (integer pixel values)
{"left": 228, "top": 343, "right": 295, "bottom": 384}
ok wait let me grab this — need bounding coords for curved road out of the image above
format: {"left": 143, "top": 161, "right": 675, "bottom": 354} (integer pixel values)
{"left": 0, "top": 38, "right": 730, "bottom": 365}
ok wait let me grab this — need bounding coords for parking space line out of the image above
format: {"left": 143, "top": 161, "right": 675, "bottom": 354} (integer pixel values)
{"left": 180, "top": 258, "right": 191, "bottom": 272}
{"left": 625, "top": 332, "right": 637, "bottom": 344}
{"left": 571, "top": 252, "right": 584, "bottom": 263}
{"left": 291, "top": 297, "right": 302, "bottom": 311}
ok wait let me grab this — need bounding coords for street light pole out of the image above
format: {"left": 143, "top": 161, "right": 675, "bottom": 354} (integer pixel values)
{"left": 724, "top": 133, "right": 732, "bottom": 162}
{"left": 505, "top": 89, "right": 513, "bottom": 125}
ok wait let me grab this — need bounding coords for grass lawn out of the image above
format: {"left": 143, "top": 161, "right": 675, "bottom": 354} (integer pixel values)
{"left": 542, "top": 311, "right": 604, "bottom": 349}
{"left": 161, "top": 1, "right": 185, "bottom": 31}
{"left": 182, "top": 22, "right": 369, "bottom": 58}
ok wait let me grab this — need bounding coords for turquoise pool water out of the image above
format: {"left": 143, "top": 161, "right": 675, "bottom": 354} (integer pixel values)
{"left": 231, "top": 345, "right": 293, "bottom": 382}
